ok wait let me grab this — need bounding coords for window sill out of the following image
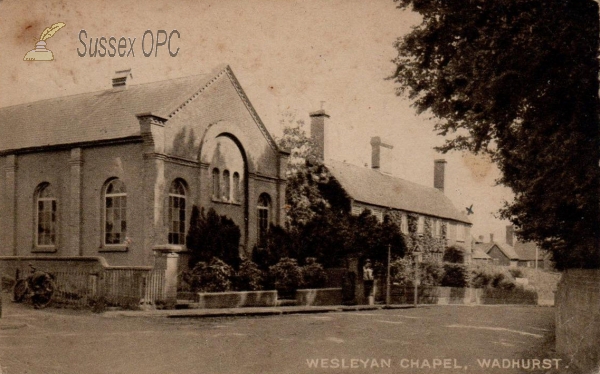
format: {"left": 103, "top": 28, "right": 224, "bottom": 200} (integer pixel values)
{"left": 211, "top": 198, "right": 241, "bottom": 206}
{"left": 32, "top": 246, "right": 57, "bottom": 253}
{"left": 99, "top": 245, "right": 129, "bottom": 253}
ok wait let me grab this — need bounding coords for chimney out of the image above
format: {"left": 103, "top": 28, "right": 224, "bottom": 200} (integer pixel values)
{"left": 506, "top": 225, "right": 514, "bottom": 246}
{"left": 309, "top": 109, "right": 329, "bottom": 160}
{"left": 112, "top": 69, "right": 132, "bottom": 89}
{"left": 490, "top": 233, "right": 494, "bottom": 243}
{"left": 434, "top": 159, "right": 447, "bottom": 192}
{"left": 370, "top": 137, "right": 394, "bottom": 174}
{"left": 478, "top": 235, "right": 484, "bottom": 243}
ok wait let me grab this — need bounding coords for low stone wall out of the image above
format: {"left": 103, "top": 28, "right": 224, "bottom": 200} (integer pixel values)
{"left": 296, "top": 288, "right": 342, "bottom": 306}
{"left": 196, "top": 291, "right": 278, "bottom": 309}
{"left": 481, "top": 287, "right": 537, "bottom": 305}
{"left": 390, "top": 285, "right": 537, "bottom": 305}
{"left": 391, "top": 286, "right": 481, "bottom": 305}
{"left": 556, "top": 269, "right": 600, "bottom": 373}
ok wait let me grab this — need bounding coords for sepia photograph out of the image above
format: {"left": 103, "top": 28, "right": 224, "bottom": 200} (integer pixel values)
{"left": 0, "top": 0, "right": 598, "bottom": 373}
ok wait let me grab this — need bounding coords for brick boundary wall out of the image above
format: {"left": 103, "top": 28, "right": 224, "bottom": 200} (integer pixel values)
{"left": 555, "top": 269, "right": 600, "bottom": 373}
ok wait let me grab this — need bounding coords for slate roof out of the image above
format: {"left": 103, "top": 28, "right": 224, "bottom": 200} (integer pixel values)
{"left": 0, "top": 64, "right": 232, "bottom": 153}
{"left": 324, "top": 159, "right": 471, "bottom": 224}
{"left": 514, "top": 241, "right": 545, "bottom": 261}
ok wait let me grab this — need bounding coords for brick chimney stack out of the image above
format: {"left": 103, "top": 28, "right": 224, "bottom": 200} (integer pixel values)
{"left": 309, "top": 109, "right": 329, "bottom": 160}
{"left": 434, "top": 159, "right": 447, "bottom": 193}
{"left": 506, "top": 225, "right": 514, "bottom": 246}
{"left": 370, "top": 137, "right": 394, "bottom": 174}
{"left": 490, "top": 233, "right": 494, "bottom": 243}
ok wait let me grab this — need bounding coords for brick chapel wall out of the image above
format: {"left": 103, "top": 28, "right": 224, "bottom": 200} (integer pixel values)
{"left": 163, "top": 68, "right": 281, "bottom": 178}
{"left": 11, "top": 150, "right": 71, "bottom": 256}
{"left": 555, "top": 269, "right": 600, "bottom": 373}
{"left": 80, "top": 142, "right": 148, "bottom": 266}
{"left": 159, "top": 69, "right": 285, "bottom": 253}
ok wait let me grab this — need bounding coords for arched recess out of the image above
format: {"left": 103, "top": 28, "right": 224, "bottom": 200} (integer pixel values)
{"left": 198, "top": 122, "right": 250, "bottom": 249}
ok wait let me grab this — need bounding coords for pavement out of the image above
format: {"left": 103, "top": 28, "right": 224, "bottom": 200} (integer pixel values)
{"left": 102, "top": 303, "right": 415, "bottom": 318}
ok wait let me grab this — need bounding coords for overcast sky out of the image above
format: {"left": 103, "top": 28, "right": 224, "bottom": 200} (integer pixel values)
{"left": 0, "top": 0, "right": 515, "bottom": 243}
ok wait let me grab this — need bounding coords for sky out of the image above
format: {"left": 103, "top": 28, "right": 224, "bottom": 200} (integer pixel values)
{"left": 0, "top": 0, "right": 515, "bottom": 243}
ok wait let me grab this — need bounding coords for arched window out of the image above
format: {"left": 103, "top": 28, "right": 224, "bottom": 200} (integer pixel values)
{"left": 257, "top": 193, "right": 271, "bottom": 247}
{"left": 168, "top": 179, "right": 187, "bottom": 245}
{"left": 104, "top": 179, "right": 127, "bottom": 245}
{"left": 223, "top": 170, "right": 230, "bottom": 201}
{"left": 36, "top": 183, "right": 57, "bottom": 247}
{"left": 212, "top": 168, "right": 220, "bottom": 199}
{"left": 232, "top": 172, "right": 240, "bottom": 202}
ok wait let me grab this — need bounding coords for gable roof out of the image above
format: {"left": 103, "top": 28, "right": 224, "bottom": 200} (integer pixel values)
{"left": 487, "top": 242, "right": 519, "bottom": 260}
{"left": 324, "top": 159, "right": 471, "bottom": 224}
{"left": 0, "top": 64, "right": 278, "bottom": 154}
{"left": 514, "top": 241, "right": 545, "bottom": 261}
{"left": 472, "top": 248, "right": 492, "bottom": 260}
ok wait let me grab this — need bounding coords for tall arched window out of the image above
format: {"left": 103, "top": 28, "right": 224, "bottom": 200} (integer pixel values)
{"left": 223, "top": 170, "right": 230, "bottom": 201}
{"left": 168, "top": 179, "right": 187, "bottom": 245}
{"left": 36, "top": 183, "right": 57, "bottom": 247}
{"left": 232, "top": 172, "right": 240, "bottom": 202}
{"left": 212, "top": 168, "right": 220, "bottom": 199}
{"left": 104, "top": 179, "right": 127, "bottom": 245}
{"left": 257, "top": 193, "right": 271, "bottom": 247}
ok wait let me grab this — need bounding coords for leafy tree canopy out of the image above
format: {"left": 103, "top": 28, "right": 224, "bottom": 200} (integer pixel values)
{"left": 392, "top": 0, "right": 599, "bottom": 269}
{"left": 260, "top": 117, "right": 407, "bottom": 268}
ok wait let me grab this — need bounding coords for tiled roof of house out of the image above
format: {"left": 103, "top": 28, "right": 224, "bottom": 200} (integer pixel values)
{"left": 324, "top": 159, "right": 471, "bottom": 224}
{"left": 514, "top": 241, "right": 545, "bottom": 261}
{"left": 0, "top": 64, "right": 231, "bottom": 153}
{"left": 472, "top": 248, "right": 492, "bottom": 260}
{"left": 491, "top": 242, "right": 519, "bottom": 260}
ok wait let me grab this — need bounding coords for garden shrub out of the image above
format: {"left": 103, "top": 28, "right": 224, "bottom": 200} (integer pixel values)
{"left": 443, "top": 245, "right": 467, "bottom": 264}
{"left": 391, "top": 258, "right": 443, "bottom": 287}
{"left": 470, "top": 268, "right": 494, "bottom": 288}
{"left": 182, "top": 257, "right": 234, "bottom": 293}
{"left": 390, "top": 257, "right": 414, "bottom": 286}
{"left": 508, "top": 268, "right": 524, "bottom": 278}
{"left": 269, "top": 257, "right": 302, "bottom": 297}
{"left": 419, "top": 261, "right": 444, "bottom": 286}
{"left": 441, "top": 263, "right": 470, "bottom": 287}
{"left": 469, "top": 264, "right": 518, "bottom": 290}
{"left": 232, "top": 259, "right": 264, "bottom": 291}
{"left": 300, "top": 257, "right": 327, "bottom": 289}
{"left": 186, "top": 206, "right": 241, "bottom": 269}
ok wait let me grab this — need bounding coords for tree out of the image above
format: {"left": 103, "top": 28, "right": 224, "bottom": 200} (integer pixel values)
{"left": 186, "top": 206, "right": 242, "bottom": 269}
{"left": 391, "top": 0, "right": 599, "bottom": 269}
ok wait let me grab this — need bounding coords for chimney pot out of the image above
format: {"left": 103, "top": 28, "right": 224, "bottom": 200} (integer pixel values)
{"left": 434, "top": 159, "right": 447, "bottom": 192}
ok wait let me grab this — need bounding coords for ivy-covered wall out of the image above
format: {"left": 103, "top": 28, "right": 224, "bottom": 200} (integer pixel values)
{"left": 385, "top": 210, "right": 447, "bottom": 260}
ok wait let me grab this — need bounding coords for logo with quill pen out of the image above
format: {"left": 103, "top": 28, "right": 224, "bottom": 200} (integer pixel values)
{"left": 23, "top": 22, "right": 66, "bottom": 61}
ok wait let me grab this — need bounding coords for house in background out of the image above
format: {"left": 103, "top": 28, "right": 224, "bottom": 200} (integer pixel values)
{"left": 0, "top": 65, "right": 289, "bottom": 267}
{"left": 309, "top": 110, "right": 472, "bottom": 260}
{"left": 473, "top": 234, "right": 519, "bottom": 267}
{"left": 471, "top": 245, "right": 493, "bottom": 264}
{"left": 506, "top": 225, "right": 549, "bottom": 269}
